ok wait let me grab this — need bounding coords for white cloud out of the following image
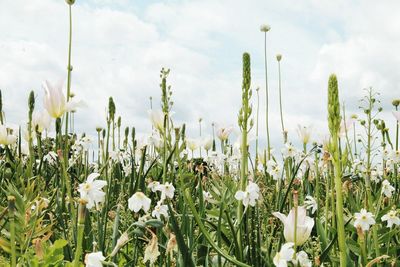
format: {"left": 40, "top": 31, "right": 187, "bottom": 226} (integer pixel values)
{"left": 0, "top": 0, "right": 399, "bottom": 153}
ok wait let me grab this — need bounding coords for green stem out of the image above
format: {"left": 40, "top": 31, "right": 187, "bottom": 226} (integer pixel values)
{"left": 263, "top": 32, "right": 271, "bottom": 160}
{"left": 74, "top": 200, "right": 87, "bottom": 266}
{"left": 8, "top": 196, "right": 16, "bottom": 267}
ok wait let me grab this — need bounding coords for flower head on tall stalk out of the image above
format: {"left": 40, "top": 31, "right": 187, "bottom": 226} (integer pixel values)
{"left": 297, "top": 125, "right": 312, "bottom": 150}
{"left": 260, "top": 23, "right": 271, "bottom": 159}
{"left": 276, "top": 54, "right": 287, "bottom": 143}
{"left": 216, "top": 125, "right": 233, "bottom": 141}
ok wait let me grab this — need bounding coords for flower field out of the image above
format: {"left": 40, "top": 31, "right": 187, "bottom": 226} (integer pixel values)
{"left": 1, "top": 1, "right": 400, "bottom": 267}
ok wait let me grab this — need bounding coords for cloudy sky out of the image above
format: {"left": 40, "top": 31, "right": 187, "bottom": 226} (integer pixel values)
{"left": 1, "top": 0, "right": 399, "bottom": 149}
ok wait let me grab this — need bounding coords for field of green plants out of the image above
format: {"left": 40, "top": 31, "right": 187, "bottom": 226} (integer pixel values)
{"left": 0, "top": 1, "right": 399, "bottom": 267}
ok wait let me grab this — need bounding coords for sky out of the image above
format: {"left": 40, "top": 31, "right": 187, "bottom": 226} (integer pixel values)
{"left": 0, "top": 0, "right": 399, "bottom": 151}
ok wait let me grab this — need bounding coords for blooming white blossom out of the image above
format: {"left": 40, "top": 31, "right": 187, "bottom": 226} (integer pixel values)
{"left": 293, "top": 251, "right": 312, "bottom": 267}
{"left": 266, "top": 160, "right": 282, "bottom": 180}
{"left": 0, "top": 125, "right": 17, "bottom": 146}
{"left": 304, "top": 195, "right": 318, "bottom": 214}
{"left": 273, "top": 206, "right": 314, "bottom": 246}
{"left": 297, "top": 125, "right": 312, "bottom": 145}
{"left": 128, "top": 192, "right": 151, "bottom": 213}
{"left": 381, "top": 180, "right": 395, "bottom": 198}
{"left": 202, "top": 136, "right": 213, "bottom": 151}
{"left": 148, "top": 110, "right": 164, "bottom": 131}
{"left": 152, "top": 202, "right": 169, "bottom": 220}
{"left": 78, "top": 173, "right": 107, "bottom": 209}
{"left": 216, "top": 125, "right": 233, "bottom": 141}
{"left": 155, "top": 182, "right": 175, "bottom": 200}
{"left": 234, "top": 181, "right": 260, "bottom": 208}
{"left": 148, "top": 181, "right": 160, "bottom": 192}
{"left": 354, "top": 209, "right": 375, "bottom": 231}
{"left": 281, "top": 143, "right": 297, "bottom": 158}
{"left": 273, "top": 242, "right": 295, "bottom": 267}
{"left": 32, "top": 110, "right": 51, "bottom": 133}
{"left": 85, "top": 251, "right": 105, "bottom": 267}
{"left": 381, "top": 210, "right": 400, "bottom": 228}
{"left": 186, "top": 138, "right": 199, "bottom": 151}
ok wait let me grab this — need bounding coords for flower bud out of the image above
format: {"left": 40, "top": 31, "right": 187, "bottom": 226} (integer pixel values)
{"left": 276, "top": 54, "right": 282, "bottom": 61}
{"left": 65, "top": 0, "right": 75, "bottom": 5}
{"left": 260, "top": 24, "right": 271, "bottom": 32}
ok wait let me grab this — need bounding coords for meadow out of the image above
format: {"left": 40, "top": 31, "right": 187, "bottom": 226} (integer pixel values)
{"left": 0, "top": 1, "right": 399, "bottom": 266}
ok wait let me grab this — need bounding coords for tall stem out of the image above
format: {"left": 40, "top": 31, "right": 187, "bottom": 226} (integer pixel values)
{"left": 263, "top": 32, "right": 271, "bottom": 160}
{"left": 277, "top": 58, "right": 285, "bottom": 142}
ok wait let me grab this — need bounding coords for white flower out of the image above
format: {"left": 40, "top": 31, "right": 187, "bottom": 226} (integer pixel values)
{"left": 381, "top": 210, "right": 400, "bottom": 228}
{"left": 128, "top": 192, "right": 151, "bottom": 213}
{"left": 273, "top": 206, "right": 314, "bottom": 246}
{"left": 143, "top": 233, "right": 160, "bottom": 265}
{"left": 43, "top": 80, "right": 68, "bottom": 118}
{"left": 152, "top": 202, "right": 169, "bottom": 220}
{"left": 273, "top": 242, "right": 294, "bottom": 267}
{"left": 304, "top": 195, "right": 318, "bottom": 214}
{"left": 392, "top": 110, "right": 400, "bottom": 121}
{"left": 66, "top": 97, "right": 86, "bottom": 112}
{"left": 293, "top": 251, "right": 312, "bottom": 267}
{"left": 186, "top": 138, "right": 199, "bottom": 151}
{"left": 266, "top": 160, "right": 281, "bottom": 180}
{"left": 148, "top": 110, "right": 164, "bottom": 131}
{"left": 78, "top": 173, "right": 107, "bottom": 209}
{"left": 216, "top": 125, "right": 233, "bottom": 141}
{"left": 32, "top": 110, "right": 51, "bottom": 133}
{"left": 155, "top": 182, "right": 175, "bottom": 200}
{"left": 202, "top": 136, "right": 213, "bottom": 151}
{"left": 297, "top": 125, "right": 312, "bottom": 145}
{"left": 281, "top": 143, "right": 297, "bottom": 158}
{"left": 0, "top": 125, "right": 17, "bottom": 146}
{"left": 203, "top": 191, "right": 212, "bottom": 202}
{"left": 391, "top": 149, "right": 400, "bottom": 164}
{"left": 381, "top": 180, "right": 395, "bottom": 198}
{"left": 147, "top": 181, "right": 160, "bottom": 192}
{"left": 234, "top": 181, "right": 260, "bottom": 208}
{"left": 85, "top": 251, "right": 105, "bottom": 267}
{"left": 354, "top": 209, "right": 375, "bottom": 231}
